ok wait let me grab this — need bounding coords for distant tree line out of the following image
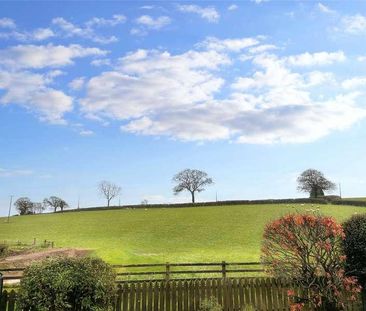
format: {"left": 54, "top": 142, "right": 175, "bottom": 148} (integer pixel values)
{"left": 14, "top": 196, "right": 69, "bottom": 215}
{"left": 13, "top": 168, "right": 337, "bottom": 215}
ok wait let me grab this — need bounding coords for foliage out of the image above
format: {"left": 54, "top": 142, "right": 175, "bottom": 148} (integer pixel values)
{"left": 343, "top": 214, "right": 366, "bottom": 286}
{"left": 297, "top": 169, "right": 336, "bottom": 198}
{"left": 199, "top": 296, "right": 222, "bottom": 311}
{"left": 14, "top": 197, "right": 34, "bottom": 215}
{"left": 0, "top": 203, "right": 365, "bottom": 264}
{"left": 261, "top": 213, "right": 361, "bottom": 310}
{"left": 17, "top": 257, "right": 116, "bottom": 311}
{"left": 43, "top": 196, "right": 69, "bottom": 212}
{"left": 0, "top": 244, "right": 8, "bottom": 256}
{"left": 173, "top": 169, "right": 213, "bottom": 203}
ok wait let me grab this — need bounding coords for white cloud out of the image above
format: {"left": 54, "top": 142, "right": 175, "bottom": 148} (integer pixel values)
{"left": 200, "top": 36, "right": 260, "bottom": 52}
{"left": 85, "top": 15, "right": 126, "bottom": 27}
{"left": 228, "top": 4, "right": 238, "bottom": 11}
{"left": 81, "top": 49, "right": 229, "bottom": 120}
{"left": 286, "top": 51, "right": 346, "bottom": 66}
{"left": 52, "top": 17, "right": 119, "bottom": 44}
{"left": 317, "top": 3, "right": 336, "bottom": 14}
{"left": 341, "top": 14, "right": 366, "bottom": 34}
{"left": 79, "top": 43, "right": 366, "bottom": 144}
{"left": 251, "top": 0, "right": 269, "bottom": 4}
{"left": 0, "top": 70, "right": 73, "bottom": 123}
{"left": 91, "top": 58, "right": 111, "bottom": 67}
{"left": 69, "top": 77, "right": 85, "bottom": 91}
{"left": 79, "top": 129, "right": 94, "bottom": 136}
{"left": 0, "top": 44, "right": 107, "bottom": 69}
{"left": 177, "top": 5, "right": 220, "bottom": 23}
{"left": 0, "top": 18, "right": 16, "bottom": 29}
{"left": 136, "top": 15, "right": 171, "bottom": 29}
{"left": 342, "top": 77, "right": 366, "bottom": 90}
{"left": 0, "top": 167, "right": 33, "bottom": 177}
{"left": 248, "top": 44, "right": 277, "bottom": 54}
{"left": 0, "top": 28, "right": 55, "bottom": 41}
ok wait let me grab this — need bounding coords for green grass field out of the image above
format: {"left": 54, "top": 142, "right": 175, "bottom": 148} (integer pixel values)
{"left": 0, "top": 203, "right": 365, "bottom": 264}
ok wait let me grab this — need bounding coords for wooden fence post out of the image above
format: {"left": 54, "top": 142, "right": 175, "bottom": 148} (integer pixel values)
{"left": 165, "top": 263, "right": 170, "bottom": 281}
{"left": 221, "top": 261, "right": 227, "bottom": 278}
{"left": 0, "top": 272, "right": 3, "bottom": 307}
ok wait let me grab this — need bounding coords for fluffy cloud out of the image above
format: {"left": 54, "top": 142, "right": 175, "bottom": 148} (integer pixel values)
{"left": 136, "top": 15, "right": 171, "bottom": 29}
{"left": 69, "top": 77, "right": 85, "bottom": 90}
{"left": 286, "top": 51, "right": 346, "bottom": 66}
{"left": 0, "top": 44, "right": 107, "bottom": 69}
{"left": 199, "top": 36, "right": 260, "bottom": 52}
{"left": 177, "top": 5, "right": 220, "bottom": 23}
{"left": 341, "top": 14, "right": 366, "bottom": 34}
{"left": 52, "top": 17, "right": 121, "bottom": 44}
{"left": 81, "top": 49, "right": 229, "bottom": 120}
{"left": 79, "top": 42, "right": 366, "bottom": 144}
{"left": 342, "top": 77, "right": 366, "bottom": 90}
{"left": 0, "top": 17, "right": 16, "bottom": 29}
{"left": 0, "top": 70, "right": 73, "bottom": 123}
{"left": 131, "top": 15, "right": 171, "bottom": 35}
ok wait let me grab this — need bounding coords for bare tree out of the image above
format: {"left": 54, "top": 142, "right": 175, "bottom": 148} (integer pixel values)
{"left": 14, "top": 197, "right": 34, "bottom": 215}
{"left": 32, "top": 202, "right": 45, "bottom": 214}
{"left": 297, "top": 169, "right": 336, "bottom": 198}
{"left": 173, "top": 169, "right": 213, "bottom": 203}
{"left": 43, "top": 196, "right": 69, "bottom": 212}
{"left": 98, "top": 181, "right": 121, "bottom": 207}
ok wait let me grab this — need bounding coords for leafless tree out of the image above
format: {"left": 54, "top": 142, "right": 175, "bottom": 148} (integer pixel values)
{"left": 297, "top": 169, "right": 336, "bottom": 198}
{"left": 98, "top": 181, "right": 121, "bottom": 207}
{"left": 43, "top": 196, "right": 69, "bottom": 212}
{"left": 173, "top": 169, "right": 213, "bottom": 203}
{"left": 32, "top": 202, "right": 45, "bottom": 214}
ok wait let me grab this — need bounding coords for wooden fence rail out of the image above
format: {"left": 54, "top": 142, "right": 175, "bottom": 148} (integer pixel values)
{"left": 0, "top": 262, "right": 265, "bottom": 282}
{"left": 0, "top": 277, "right": 364, "bottom": 311}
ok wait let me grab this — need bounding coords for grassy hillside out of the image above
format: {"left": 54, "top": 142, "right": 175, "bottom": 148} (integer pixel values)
{"left": 0, "top": 203, "right": 365, "bottom": 264}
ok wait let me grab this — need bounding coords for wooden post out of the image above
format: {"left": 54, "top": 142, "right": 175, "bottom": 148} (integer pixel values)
{"left": 51, "top": 241, "right": 54, "bottom": 248}
{"left": 165, "top": 262, "right": 170, "bottom": 281}
{"left": 222, "top": 261, "right": 227, "bottom": 278}
{"left": 0, "top": 273, "right": 3, "bottom": 306}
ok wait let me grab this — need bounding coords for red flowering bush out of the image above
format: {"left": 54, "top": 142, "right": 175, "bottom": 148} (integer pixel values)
{"left": 261, "top": 213, "right": 361, "bottom": 310}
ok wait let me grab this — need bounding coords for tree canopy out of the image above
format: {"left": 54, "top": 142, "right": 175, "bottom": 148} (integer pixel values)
{"left": 297, "top": 169, "right": 336, "bottom": 198}
{"left": 173, "top": 169, "right": 213, "bottom": 203}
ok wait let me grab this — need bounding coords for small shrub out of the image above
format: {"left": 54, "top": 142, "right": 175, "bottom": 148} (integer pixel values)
{"left": 343, "top": 214, "right": 366, "bottom": 286}
{"left": 17, "top": 256, "right": 116, "bottom": 311}
{"left": 199, "top": 296, "right": 222, "bottom": 311}
{"left": 0, "top": 244, "right": 8, "bottom": 256}
{"left": 262, "top": 212, "right": 361, "bottom": 310}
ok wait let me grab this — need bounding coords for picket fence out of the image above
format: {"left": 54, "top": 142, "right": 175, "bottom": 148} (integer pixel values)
{"left": 0, "top": 277, "right": 364, "bottom": 311}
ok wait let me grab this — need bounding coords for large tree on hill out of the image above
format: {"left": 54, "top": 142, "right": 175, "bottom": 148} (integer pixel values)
{"left": 297, "top": 169, "right": 336, "bottom": 198}
{"left": 14, "top": 197, "right": 34, "bottom": 215}
{"left": 98, "top": 180, "right": 121, "bottom": 207}
{"left": 172, "top": 169, "right": 213, "bottom": 203}
{"left": 44, "top": 196, "right": 69, "bottom": 212}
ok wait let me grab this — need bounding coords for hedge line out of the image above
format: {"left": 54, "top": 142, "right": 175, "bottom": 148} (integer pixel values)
{"left": 61, "top": 198, "right": 329, "bottom": 213}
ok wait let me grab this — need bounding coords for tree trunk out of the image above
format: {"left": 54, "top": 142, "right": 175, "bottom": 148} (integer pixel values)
{"left": 54, "top": 206, "right": 56, "bottom": 213}
{"left": 191, "top": 191, "right": 195, "bottom": 203}
{"left": 107, "top": 198, "right": 110, "bottom": 207}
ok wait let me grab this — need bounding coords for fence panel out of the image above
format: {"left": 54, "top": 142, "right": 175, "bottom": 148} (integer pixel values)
{"left": 0, "top": 278, "right": 364, "bottom": 310}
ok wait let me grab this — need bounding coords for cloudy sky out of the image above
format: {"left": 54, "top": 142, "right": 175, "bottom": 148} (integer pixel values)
{"left": 1, "top": 1, "right": 366, "bottom": 214}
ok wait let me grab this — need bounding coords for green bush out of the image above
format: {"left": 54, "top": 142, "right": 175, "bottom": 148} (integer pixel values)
{"left": 17, "top": 257, "right": 116, "bottom": 311}
{"left": 199, "top": 296, "right": 222, "bottom": 311}
{"left": 343, "top": 214, "right": 366, "bottom": 286}
{"left": 0, "top": 244, "right": 8, "bottom": 257}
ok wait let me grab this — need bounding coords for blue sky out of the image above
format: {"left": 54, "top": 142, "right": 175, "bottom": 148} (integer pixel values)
{"left": 1, "top": 1, "right": 366, "bottom": 214}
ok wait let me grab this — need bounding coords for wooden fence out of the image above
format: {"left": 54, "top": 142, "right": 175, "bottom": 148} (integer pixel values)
{"left": 0, "top": 262, "right": 264, "bottom": 283}
{"left": 0, "top": 277, "right": 364, "bottom": 311}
